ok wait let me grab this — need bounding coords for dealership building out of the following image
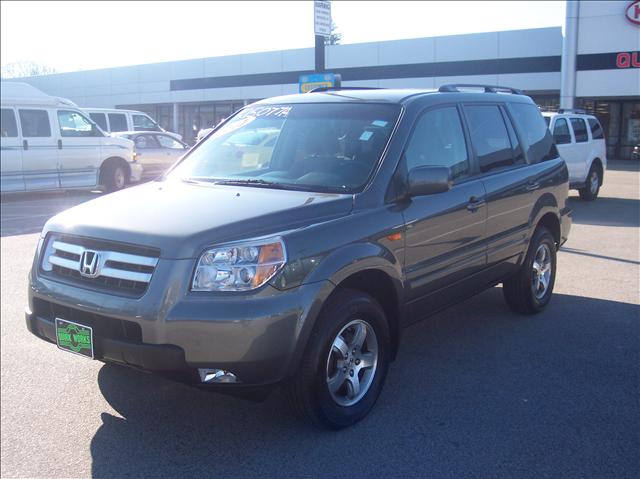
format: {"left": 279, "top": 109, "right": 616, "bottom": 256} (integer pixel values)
{"left": 11, "top": 0, "right": 640, "bottom": 157}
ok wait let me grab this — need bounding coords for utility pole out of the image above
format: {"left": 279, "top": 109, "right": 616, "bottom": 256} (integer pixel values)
{"left": 315, "top": 34, "right": 325, "bottom": 73}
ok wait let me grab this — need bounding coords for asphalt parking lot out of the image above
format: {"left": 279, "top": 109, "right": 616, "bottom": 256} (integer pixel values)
{"left": 1, "top": 162, "right": 638, "bottom": 479}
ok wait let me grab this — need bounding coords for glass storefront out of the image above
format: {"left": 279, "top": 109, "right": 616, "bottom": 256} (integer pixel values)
{"left": 579, "top": 99, "right": 640, "bottom": 160}
{"left": 118, "top": 101, "right": 251, "bottom": 145}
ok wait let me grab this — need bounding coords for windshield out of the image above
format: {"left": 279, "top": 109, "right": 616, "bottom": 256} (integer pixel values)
{"left": 169, "top": 103, "right": 401, "bottom": 193}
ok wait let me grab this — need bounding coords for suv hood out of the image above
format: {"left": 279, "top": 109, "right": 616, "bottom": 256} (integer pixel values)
{"left": 43, "top": 180, "right": 353, "bottom": 258}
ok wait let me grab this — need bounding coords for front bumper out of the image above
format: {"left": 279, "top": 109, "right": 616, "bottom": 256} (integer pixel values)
{"left": 129, "top": 162, "right": 143, "bottom": 182}
{"left": 27, "top": 265, "right": 333, "bottom": 387}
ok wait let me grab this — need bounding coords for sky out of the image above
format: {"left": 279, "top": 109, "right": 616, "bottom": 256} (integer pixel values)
{"left": 1, "top": 1, "right": 566, "bottom": 73}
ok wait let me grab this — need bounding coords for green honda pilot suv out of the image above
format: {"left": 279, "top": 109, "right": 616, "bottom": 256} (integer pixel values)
{"left": 27, "top": 85, "right": 571, "bottom": 428}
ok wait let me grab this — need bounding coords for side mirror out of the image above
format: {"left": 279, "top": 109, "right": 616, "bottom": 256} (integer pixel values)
{"left": 407, "top": 165, "right": 452, "bottom": 197}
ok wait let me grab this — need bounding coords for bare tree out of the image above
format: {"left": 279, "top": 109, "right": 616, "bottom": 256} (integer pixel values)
{"left": 1, "top": 61, "right": 56, "bottom": 79}
{"left": 324, "top": 22, "right": 342, "bottom": 45}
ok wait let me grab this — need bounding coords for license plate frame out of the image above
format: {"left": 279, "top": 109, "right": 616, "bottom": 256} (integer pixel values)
{"left": 55, "top": 318, "right": 94, "bottom": 359}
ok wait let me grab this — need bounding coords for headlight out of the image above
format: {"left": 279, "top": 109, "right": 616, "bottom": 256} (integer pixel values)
{"left": 192, "top": 237, "right": 286, "bottom": 291}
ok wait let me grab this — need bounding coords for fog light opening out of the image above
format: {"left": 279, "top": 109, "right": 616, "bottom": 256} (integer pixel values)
{"left": 198, "top": 368, "right": 238, "bottom": 384}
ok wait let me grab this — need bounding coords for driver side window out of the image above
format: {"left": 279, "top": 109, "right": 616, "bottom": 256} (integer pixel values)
{"left": 405, "top": 107, "right": 470, "bottom": 180}
{"left": 57, "top": 110, "right": 102, "bottom": 137}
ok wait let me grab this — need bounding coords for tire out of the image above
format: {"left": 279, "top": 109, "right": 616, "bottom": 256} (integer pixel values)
{"left": 102, "top": 161, "right": 128, "bottom": 192}
{"left": 578, "top": 164, "right": 601, "bottom": 201}
{"left": 288, "top": 289, "right": 390, "bottom": 429}
{"left": 503, "top": 227, "right": 557, "bottom": 315}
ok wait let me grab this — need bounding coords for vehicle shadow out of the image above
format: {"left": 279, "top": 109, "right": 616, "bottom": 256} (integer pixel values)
{"left": 90, "top": 289, "right": 639, "bottom": 479}
{"left": 567, "top": 196, "right": 640, "bottom": 228}
{"left": 607, "top": 160, "right": 640, "bottom": 173}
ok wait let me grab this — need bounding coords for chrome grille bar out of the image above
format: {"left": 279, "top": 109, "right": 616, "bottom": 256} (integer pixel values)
{"left": 45, "top": 239, "right": 159, "bottom": 285}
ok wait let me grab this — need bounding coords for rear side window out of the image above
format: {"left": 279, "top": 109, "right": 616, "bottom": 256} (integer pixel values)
{"left": 89, "top": 113, "right": 108, "bottom": 131}
{"left": 509, "top": 103, "right": 557, "bottom": 163}
{"left": 1, "top": 108, "right": 18, "bottom": 137}
{"left": 133, "top": 114, "right": 158, "bottom": 131}
{"left": 570, "top": 118, "right": 588, "bottom": 143}
{"left": 464, "top": 105, "right": 513, "bottom": 173}
{"left": 108, "top": 113, "right": 128, "bottom": 132}
{"left": 588, "top": 118, "right": 604, "bottom": 140}
{"left": 552, "top": 118, "right": 572, "bottom": 144}
{"left": 19, "top": 109, "right": 51, "bottom": 137}
{"left": 133, "top": 134, "right": 160, "bottom": 149}
{"left": 404, "top": 106, "right": 470, "bottom": 180}
{"left": 157, "top": 135, "right": 185, "bottom": 149}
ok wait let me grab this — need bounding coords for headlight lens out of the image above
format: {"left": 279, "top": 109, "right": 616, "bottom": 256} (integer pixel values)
{"left": 192, "top": 237, "right": 286, "bottom": 291}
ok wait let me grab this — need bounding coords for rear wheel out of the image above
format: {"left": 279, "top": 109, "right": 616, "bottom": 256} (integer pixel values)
{"left": 288, "top": 289, "right": 390, "bottom": 429}
{"left": 102, "top": 161, "right": 128, "bottom": 192}
{"left": 503, "top": 227, "right": 557, "bottom": 314}
{"left": 578, "top": 165, "right": 601, "bottom": 201}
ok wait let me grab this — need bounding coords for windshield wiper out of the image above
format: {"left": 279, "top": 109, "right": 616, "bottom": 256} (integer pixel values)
{"left": 184, "top": 177, "right": 350, "bottom": 194}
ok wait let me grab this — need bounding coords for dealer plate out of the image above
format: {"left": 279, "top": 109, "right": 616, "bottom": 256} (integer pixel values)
{"left": 55, "top": 318, "right": 94, "bottom": 359}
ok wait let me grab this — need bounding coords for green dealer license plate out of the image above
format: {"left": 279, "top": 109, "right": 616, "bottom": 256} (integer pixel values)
{"left": 55, "top": 318, "right": 94, "bottom": 359}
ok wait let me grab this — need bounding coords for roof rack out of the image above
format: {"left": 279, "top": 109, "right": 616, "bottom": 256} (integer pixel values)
{"left": 307, "top": 86, "right": 384, "bottom": 93}
{"left": 438, "top": 84, "right": 524, "bottom": 95}
{"left": 557, "top": 108, "right": 586, "bottom": 114}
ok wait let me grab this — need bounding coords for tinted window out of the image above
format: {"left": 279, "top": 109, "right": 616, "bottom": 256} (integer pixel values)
{"left": 1, "top": 109, "right": 18, "bottom": 137}
{"left": 588, "top": 118, "right": 604, "bottom": 140}
{"left": 57, "top": 110, "right": 101, "bottom": 137}
{"left": 133, "top": 114, "right": 159, "bottom": 131}
{"left": 570, "top": 118, "right": 588, "bottom": 143}
{"left": 405, "top": 106, "right": 469, "bottom": 180}
{"left": 157, "top": 135, "right": 185, "bottom": 149}
{"left": 552, "top": 118, "right": 572, "bottom": 144}
{"left": 89, "top": 113, "right": 108, "bottom": 131}
{"left": 108, "top": 113, "right": 128, "bottom": 132}
{"left": 464, "top": 105, "right": 513, "bottom": 173}
{"left": 503, "top": 113, "right": 525, "bottom": 165}
{"left": 133, "top": 134, "right": 160, "bottom": 149}
{"left": 19, "top": 110, "right": 51, "bottom": 137}
{"left": 509, "top": 103, "right": 557, "bottom": 163}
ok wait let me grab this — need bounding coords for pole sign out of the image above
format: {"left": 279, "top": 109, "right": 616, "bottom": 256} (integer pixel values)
{"left": 299, "top": 73, "right": 339, "bottom": 93}
{"left": 314, "top": 1, "right": 332, "bottom": 37}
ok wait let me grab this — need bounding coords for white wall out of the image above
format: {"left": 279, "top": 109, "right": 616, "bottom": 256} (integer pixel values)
{"left": 11, "top": 27, "right": 563, "bottom": 108}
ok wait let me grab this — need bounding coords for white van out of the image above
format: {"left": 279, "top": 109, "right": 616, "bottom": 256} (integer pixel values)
{"left": 0, "top": 82, "right": 141, "bottom": 193}
{"left": 82, "top": 108, "right": 182, "bottom": 140}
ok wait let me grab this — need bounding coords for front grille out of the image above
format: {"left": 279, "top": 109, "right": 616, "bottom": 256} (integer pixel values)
{"left": 41, "top": 234, "right": 160, "bottom": 297}
{"left": 33, "top": 297, "right": 142, "bottom": 343}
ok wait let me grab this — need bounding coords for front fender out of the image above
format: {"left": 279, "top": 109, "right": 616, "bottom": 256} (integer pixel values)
{"left": 283, "top": 241, "right": 405, "bottom": 377}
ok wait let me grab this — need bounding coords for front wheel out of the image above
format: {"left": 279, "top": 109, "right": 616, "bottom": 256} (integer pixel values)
{"left": 578, "top": 165, "right": 601, "bottom": 201}
{"left": 288, "top": 289, "right": 390, "bottom": 429}
{"left": 503, "top": 227, "right": 557, "bottom": 314}
{"left": 102, "top": 162, "right": 128, "bottom": 192}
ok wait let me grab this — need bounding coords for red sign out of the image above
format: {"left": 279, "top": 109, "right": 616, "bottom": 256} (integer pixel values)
{"left": 626, "top": 1, "right": 640, "bottom": 25}
{"left": 616, "top": 51, "right": 640, "bottom": 68}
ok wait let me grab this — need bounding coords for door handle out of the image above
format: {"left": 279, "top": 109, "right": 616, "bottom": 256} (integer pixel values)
{"left": 23, "top": 140, "right": 28, "bottom": 150}
{"left": 57, "top": 139, "right": 62, "bottom": 150}
{"left": 466, "top": 196, "right": 485, "bottom": 212}
{"left": 526, "top": 181, "right": 540, "bottom": 191}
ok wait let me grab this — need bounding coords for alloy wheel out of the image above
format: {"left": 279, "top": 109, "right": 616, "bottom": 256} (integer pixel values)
{"left": 325, "top": 319, "right": 378, "bottom": 407}
{"left": 531, "top": 243, "right": 552, "bottom": 299}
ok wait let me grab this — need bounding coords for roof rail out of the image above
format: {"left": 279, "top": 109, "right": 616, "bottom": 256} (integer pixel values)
{"left": 307, "top": 86, "right": 384, "bottom": 93}
{"left": 438, "top": 84, "right": 524, "bottom": 95}
{"left": 557, "top": 108, "right": 586, "bottom": 114}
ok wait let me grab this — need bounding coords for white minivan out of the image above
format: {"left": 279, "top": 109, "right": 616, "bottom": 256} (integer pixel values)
{"left": 543, "top": 109, "right": 607, "bottom": 201}
{"left": 1, "top": 82, "right": 141, "bottom": 193}
{"left": 82, "top": 108, "right": 182, "bottom": 140}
